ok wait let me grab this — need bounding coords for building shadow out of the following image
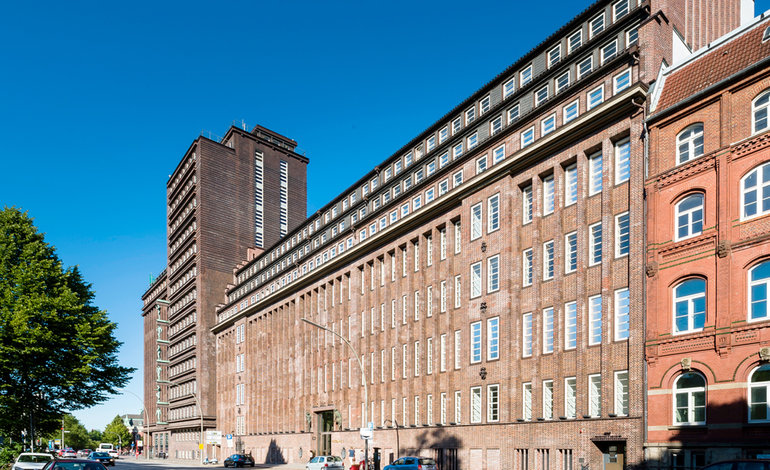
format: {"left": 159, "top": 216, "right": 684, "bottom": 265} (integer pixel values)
{"left": 400, "top": 426, "right": 463, "bottom": 470}
{"left": 264, "top": 439, "right": 286, "bottom": 464}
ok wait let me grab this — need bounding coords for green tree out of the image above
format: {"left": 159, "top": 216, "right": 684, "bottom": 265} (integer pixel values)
{"left": 42, "top": 414, "right": 91, "bottom": 451}
{"left": 88, "top": 429, "right": 103, "bottom": 449}
{"left": 102, "top": 416, "right": 130, "bottom": 450}
{"left": 0, "top": 207, "right": 134, "bottom": 446}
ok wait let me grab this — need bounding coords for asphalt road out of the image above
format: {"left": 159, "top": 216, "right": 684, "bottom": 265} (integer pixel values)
{"left": 110, "top": 458, "right": 207, "bottom": 470}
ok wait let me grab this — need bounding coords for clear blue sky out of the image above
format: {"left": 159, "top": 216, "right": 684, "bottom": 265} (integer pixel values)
{"left": 1, "top": 0, "right": 768, "bottom": 432}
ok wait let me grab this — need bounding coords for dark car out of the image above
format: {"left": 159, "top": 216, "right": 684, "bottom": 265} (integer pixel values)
{"left": 701, "top": 460, "right": 770, "bottom": 470}
{"left": 224, "top": 454, "right": 255, "bottom": 468}
{"left": 87, "top": 453, "right": 114, "bottom": 467}
{"left": 383, "top": 457, "right": 438, "bottom": 470}
{"left": 41, "top": 459, "right": 107, "bottom": 470}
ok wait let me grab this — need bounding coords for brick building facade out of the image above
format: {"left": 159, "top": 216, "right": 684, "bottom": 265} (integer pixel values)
{"left": 645, "top": 16, "right": 770, "bottom": 468}
{"left": 141, "top": 125, "right": 308, "bottom": 459}
{"left": 207, "top": 2, "right": 749, "bottom": 469}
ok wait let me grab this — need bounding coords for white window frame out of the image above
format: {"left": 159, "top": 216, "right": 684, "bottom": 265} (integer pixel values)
{"left": 508, "top": 103, "right": 520, "bottom": 124}
{"left": 543, "top": 307, "right": 554, "bottom": 354}
{"left": 504, "top": 78, "right": 516, "bottom": 98}
{"left": 676, "top": 123, "right": 705, "bottom": 165}
{"left": 522, "top": 313, "right": 533, "bottom": 357}
{"left": 753, "top": 89, "right": 770, "bottom": 134}
{"left": 470, "top": 262, "right": 482, "bottom": 299}
{"left": 588, "top": 151, "right": 603, "bottom": 195}
{"left": 588, "top": 294, "right": 603, "bottom": 345}
{"left": 672, "top": 279, "right": 706, "bottom": 335}
{"left": 488, "top": 193, "right": 500, "bottom": 233}
{"left": 613, "top": 69, "right": 632, "bottom": 94}
{"left": 589, "top": 221, "right": 602, "bottom": 266}
{"left": 541, "top": 113, "right": 557, "bottom": 136}
{"left": 673, "top": 372, "right": 706, "bottom": 425}
{"left": 523, "top": 248, "right": 534, "bottom": 287}
{"left": 543, "top": 240, "right": 555, "bottom": 280}
{"left": 521, "top": 126, "right": 535, "bottom": 148}
{"left": 565, "top": 231, "right": 577, "bottom": 273}
{"left": 535, "top": 84, "right": 549, "bottom": 106}
{"left": 615, "top": 287, "right": 631, "bottom": 340}
{"left": 487, "top": 254, "right": 500, "bottom": 293}
{"left": 470, "top": 203, "right": 483, "bottom": 240}
{"left": 471, "top": 386, "right": 482, "bottom": 423}
{"left": 748, "top": 365, "right": 770, "bottom": 423}
{"left": 587, "top": 84, "right": 604, "bottom": 110}
{"left": 615, "top": 211, "right": 630, "bottom": 258}
{"left": 543, "top": 175, "right": 555, "bottom": 215}
{"left": 577, "top": 56, "right": 593, "bottom": 80}
{"left": 543, "top": 380, "right": 554, "bottom": 420}
{"left": 615, "top": 138, "right": 631, "bottom": 184}
{"left": 555, "top": 70, "right": 571, "bottom": 94}
{"left": 522, "top": 185, "right": 533, "bottom": 224}
{"left": 564, "top": 301, "right": 577, "bottom": 349}
{"left": 568, "top": 29, "right": 582, "bottom": 53}
{"left": 548, "top": 44, "right": 561, "bottom": 68}
{"left": 480, "top": 95, "right": 491, "bottom": 115}
{"left": 520, "top": 65, "right": 533, "bottom": 86}
{"left": 588, "top": 373, "right": 602, "bottom": 417}
{"left": 564, "top": 164, "right": 577, "bottom": 206}
{"left": 614, "top": 370, "right": 629, "bottom": 417}
{"left": 487, "top": 317, "right": 499, "bottom": 360}
{"left": 675, "top": 193, "right": 704, "bottom": 241}
{"left": 601, "top": 40, "right": 618, "bottom": 65}
{"left": 487, "top": 384, "right": 500, "bottom": 422}
{"left": 749, "top": 261, "right": 770, "bottom": 322}
{"left": 742, "top": 162, "right": 770, "bottom": 220}
{"left": 590, "top": 13, "right": 605, "bottom": 38}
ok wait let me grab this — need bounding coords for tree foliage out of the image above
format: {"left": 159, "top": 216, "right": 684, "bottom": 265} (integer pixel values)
{"left": 102, "top": 416, "right": 130, "bottom": 449}
{"left": 42, "top": 414, "right": 91, "bottom": 450}
{"left": 0, "top": 207, "right": 134, "bottom": 443}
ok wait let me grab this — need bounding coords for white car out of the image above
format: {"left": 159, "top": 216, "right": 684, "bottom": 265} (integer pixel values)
{"left": 12, "top": 453, "right": 53, "bottom": 470}
{"left": 306, "top": 456, "right": 344, "bottom": 470}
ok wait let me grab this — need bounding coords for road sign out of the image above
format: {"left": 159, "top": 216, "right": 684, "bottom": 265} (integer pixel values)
{"left": 359, "top": 427, "right": 373, "bottom": 439}
{"left": 199, "top": 444, "right": 204, "bottom": 450}
{"left": 206, "top": 431, "right": 222, "bottom": 445}
{"left": 368, "top": 422, "right": 374, "bottom": 431}
{"left": 226, "top": 434, "right": 233, "bottom": 448}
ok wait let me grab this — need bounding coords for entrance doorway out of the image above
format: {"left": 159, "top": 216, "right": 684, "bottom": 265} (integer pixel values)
{"left": 601, "top": 443, "right": 625, "bottom": 470}
{"left": 317, "top": 411, "right": 334, "bottom": 456}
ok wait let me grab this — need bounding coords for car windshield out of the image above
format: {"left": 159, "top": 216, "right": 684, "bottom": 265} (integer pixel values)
{"left": 53, "top": 464, "right": 104, "bottom": 470}
{"left": 91, "top": 453, "right": 109, "bottom": 458}
{"left": 18, "top": 455, "right": 53, "bottom": 463}
{"left": 419, "top": 459, "right": 437, "bottom": 465}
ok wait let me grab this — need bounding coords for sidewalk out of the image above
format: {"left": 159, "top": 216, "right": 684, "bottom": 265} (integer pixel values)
{"left": 129, "top": 456, "right": 306, "bottom": 469}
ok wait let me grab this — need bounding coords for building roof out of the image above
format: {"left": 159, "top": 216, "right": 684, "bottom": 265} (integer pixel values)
{"left": 654, "top": 17, "right": 770, "bottom": 113}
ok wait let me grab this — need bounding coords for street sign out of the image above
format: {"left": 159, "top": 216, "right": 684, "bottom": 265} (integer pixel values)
{"left": 206, "top": 431, "right": 222, "bottom": 445}
{"left": 368, "top": 422, "right": 374, "bottom": 431}
{"left": 226, "top": 434, "right": 233, "bottom": 448}
{"left": 199, "top": 444, "right": 204, "bottom": 450}
{"left": 359, "top": 427, "right": 373, "bottom": 440}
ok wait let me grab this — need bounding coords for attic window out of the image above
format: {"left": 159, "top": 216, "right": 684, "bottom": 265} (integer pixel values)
{"left": 764, "top": 26, "right": 770, "bottom": 42}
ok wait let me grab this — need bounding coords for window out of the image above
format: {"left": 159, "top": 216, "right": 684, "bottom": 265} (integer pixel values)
{"left": 465, "top": 107, "right": 475, "bottom": 125}
{"left": 565, "top": 231, "right": 577, "bottom": 273}
{"left": 564, "top": 100, "right": 579, "bottom": 123}
{"left": 414, "top": 290, "right": 420, "bottom": 320}
{"left": 543, "top": 175, "right": 555, "bottom": 215}
{"left": 543, "top": 240, "right": 555, "bottom": 280}
{"left": 454, "top": 330, "right": 461, "bottom": 370}
{"left": 577, "top": 56, "right": 593, "bottom": 80}
{"left": 543, "top": 380, "right": 554, "bottom": 420}
{"left": 615, "top": 211, "right": 630, "bottom": 257}
{"left": 523, "top": 248, "right": 534, "bottom": 287}
{"left": 440, "top": 229, "right": 447, "bottom": 260}
{"left": 454, "top": 221, "right": 462, "bottom": 254}
{"left": 564, "top": 301, "right": 577, "bottom": 349}
{"left": 521, "top": 65, "right": 533, "bottom": 86}
{"left": 522, "top": 185, "right": 533, "bottom": 224}
{"left": 504, "top": 78, "right": 516, "bottom": 98}
{"left": 492, "top": 144, "right": 505, "bottom": 164}
{"left": 673, "top": 279, "right": 706, "bottom": 334}
{"left": 677, "top": 123, "right": 704, "bottom": 164}
{"left": 440, "top": 334, "right": 447, "bottom": 372}
{"left": 543, "top": 307, "right": 554, "bottom": 354}
{"left": 588, "top": 295, "right": 602, "bottom": 345}
{"left": 426, "top": 236, "right": 433, "bottom": 267}
{"left": 626, "top": 26, "right": 639, "bottom": 45}
{"left": 414, "top": 341, "right": 421, "bottom": 376}
{"left": 453, "top": 170, "right": 463, "bottom": 188}
{"left": 487, "top": 317, "right": 499, "bottom": 360}
{"left": 491, "top": 115, "right": 503, "bottom": 135}
{"left": 674, "top": 372, "right": 706, "bottom": 425}
{"left": 564, "top": 164, "right": 577, "bottom": 206}
{"left": 548, "top": 45, "right": 561, "bottom": 67}
{"left": 749, "top": 364, "right": 770, "bottom": 422}
{"left": 470, "top": 262, "right": 482, "bottom": 299}
{"left": 615, "top": 138, "right": 631, "bottom": 183}
{"left": 676, "top": 194, "right": 704, "bottom": 241}
{"left": 471, "top": 203, "right": 482, "bottom": 240}
{"left": 452, "top": 117, "right": 462, "bottom": 135}
{"left": 589, "top": 374, "right": 602, "bottom": 417}
{"left": 522, "top": 313, "right": 533, "bottom": 357}
{"left": 470, "top": 321, "right": 482, "bottom": 364}
{"left": 588, "top": 85, "right": 604, "bottom": 110}
{"left": 568, "top": 29, "right": 582, "bottom": 53}
{"left": 439, "top": 179, "right": 449, "bottom": 195}
{"left": 453, "top": 143, "right": 463, "bottom": 160}
{"left": 565, "top": 377, "right": 577, "bottom": 419}
{"left": 471, "top": 387, "right": 482, "bottom": 423}
{"left": 487, "top": 384, "right": 499, "bottom": 422}
{"left": 427, "top": 135, "right": 436, "bottom": 152}
{"left": 440, "top": 281, "right": 447, "bottom": 313}
{"left": 488, "top": 194, "right": 500, "bottom": 232}
{"left": 542, "top": 114, "right": 556, "bottom": 135}
{"left": 454, "top": 390, "right": 462, "bottom": 423}
{"left": 454, "top": 275, "right": 461, "bottom": 308}
{"left": 488, "top": 255, "right": 500, "bottom": 293}
{"left": 480, "top": 95, "right": 491, "bottom": 115}
{"left": 535, "top": 85, "right": 549, "bottom": 106}
{"left": 467, "top": 133, "right": 478, "bottom": 150}
{"left": 556, "top": 71, "right": 570, "bottom": 94}
{"left": 742, "top": 162, "right": 770, "bottom": 219}
{"left": 615, "top": 288, "right": 630, "bottom": 341}
{"left": 521, "top": 126, "right": 535, "bottom": 148}
{"left": 523, "top": 382, "right": 533, "bottom": 421}
{"left": 613, "top": 0, "right": 629, "bottom": 20}
{"left": 754, "top": 89, "right": 770, "bottom": 133}
{"left": 508, "top": 103, "right": 520, "bottom": 123}
{"left": 588, "top": 151, "right": 603, "bottom": 195}
{"left": 439, "top": 126, "right": 448, "bottom": 143}
{"left": 590, "top": 13, "right": 605, "bottom": 38}
{"left": 613, "top": 69, "right": 632, "bottom": 93}
{"left": 750, "top": 261, "right": 770, "bottom": 321}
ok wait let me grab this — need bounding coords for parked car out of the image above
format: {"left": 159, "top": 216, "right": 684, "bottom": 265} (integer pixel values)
{"left": 701, "top": 460, "right": 770, "bottom": 470}
{"left": 383, "top": 456, "right": 438, "bottom": 470}
{"left": 12, "top": 453, "right": 54, "bottom": 470}
{"left": 87, "top": 452, "right": 115, "bottom": 466}
{"left": 307, "top": 455, "right": 344, "bottom": 470}
{"left": 223, "top": 454, "right": 255, "bottom": 468}
{"left": 60, "top": 450, "right": 77, "bottom": 459}
{"left": 41, "top": 459, "right": 108, "bottom": 470}
{"left": 76, "top": 450, "right": 91, "bottom": 459}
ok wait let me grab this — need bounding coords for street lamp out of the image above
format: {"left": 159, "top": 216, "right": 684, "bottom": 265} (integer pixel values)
{"left": 118, "top": 388, "right": 145, "bottom": 458}
{"left": 167, "top": 379, "right": 205, "bottom": 465}
{"left": 383, "top": 419, "right": 400, "bottom": 460}
{"left": 301, "top": 318, "right": 369, "bottom": 468}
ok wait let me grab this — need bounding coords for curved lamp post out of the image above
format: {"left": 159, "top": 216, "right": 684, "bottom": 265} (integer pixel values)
{"left": 118, "top": 388, "right": 145, "bottom": 457}
{"left": 167, "top": 379, "right": 204, "bottom": 465}
{"left": 383, "top": 419, "right": 400, "bottom": 460}
{"left": 301, "top": 318, "right": 369, "bottom": 467}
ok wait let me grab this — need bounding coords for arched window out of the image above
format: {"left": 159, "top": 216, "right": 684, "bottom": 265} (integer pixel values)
{"left": 677, "top": 123, "right": 704, "bottom": 164}
{"left": 749, "top": 364, "right": 770, "bottom": 422}
{"left": 673, "top": 372, "right": 706, "bottom": 425}
{"left": 754, "top": 89, "right": 769, "bottom": 134}
{"left": 741, "top": 162, "right": 770, "bottom": 220}
{"left": 673, "top": 279, "right": 706, "bottom": 334}
{"left": 675, "top": 193, "right": 704, "bottom": 241}
{"left": 749, "top": 261, "right": 770, "bottom": 321}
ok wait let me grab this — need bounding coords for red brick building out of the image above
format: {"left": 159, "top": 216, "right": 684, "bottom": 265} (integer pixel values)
{"left": 141, "top": 125, "right": 308, "bottom": 460}
{"left": 645, "top": 16, "right": 770, "bottom": 468}
{"left": 208, "top": 2, "right": 748, "bottom": 469}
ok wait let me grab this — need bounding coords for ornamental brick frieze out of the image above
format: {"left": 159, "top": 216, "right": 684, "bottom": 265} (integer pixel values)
{"left": 654, "top": 153, "right": 717, "bottom": 189}
{"left": 657, "top": 232, "right": 716, "bottom": 260}
{"left": 733, "top": 131, "right": 770, "bottom": 159}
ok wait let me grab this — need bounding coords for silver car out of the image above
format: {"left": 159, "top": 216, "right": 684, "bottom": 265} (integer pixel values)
{"left": 306, "top": 455, "right": 344, "bottom": 470}
{"left": 13, "top": 453, "right": 54, "bottom": 470}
